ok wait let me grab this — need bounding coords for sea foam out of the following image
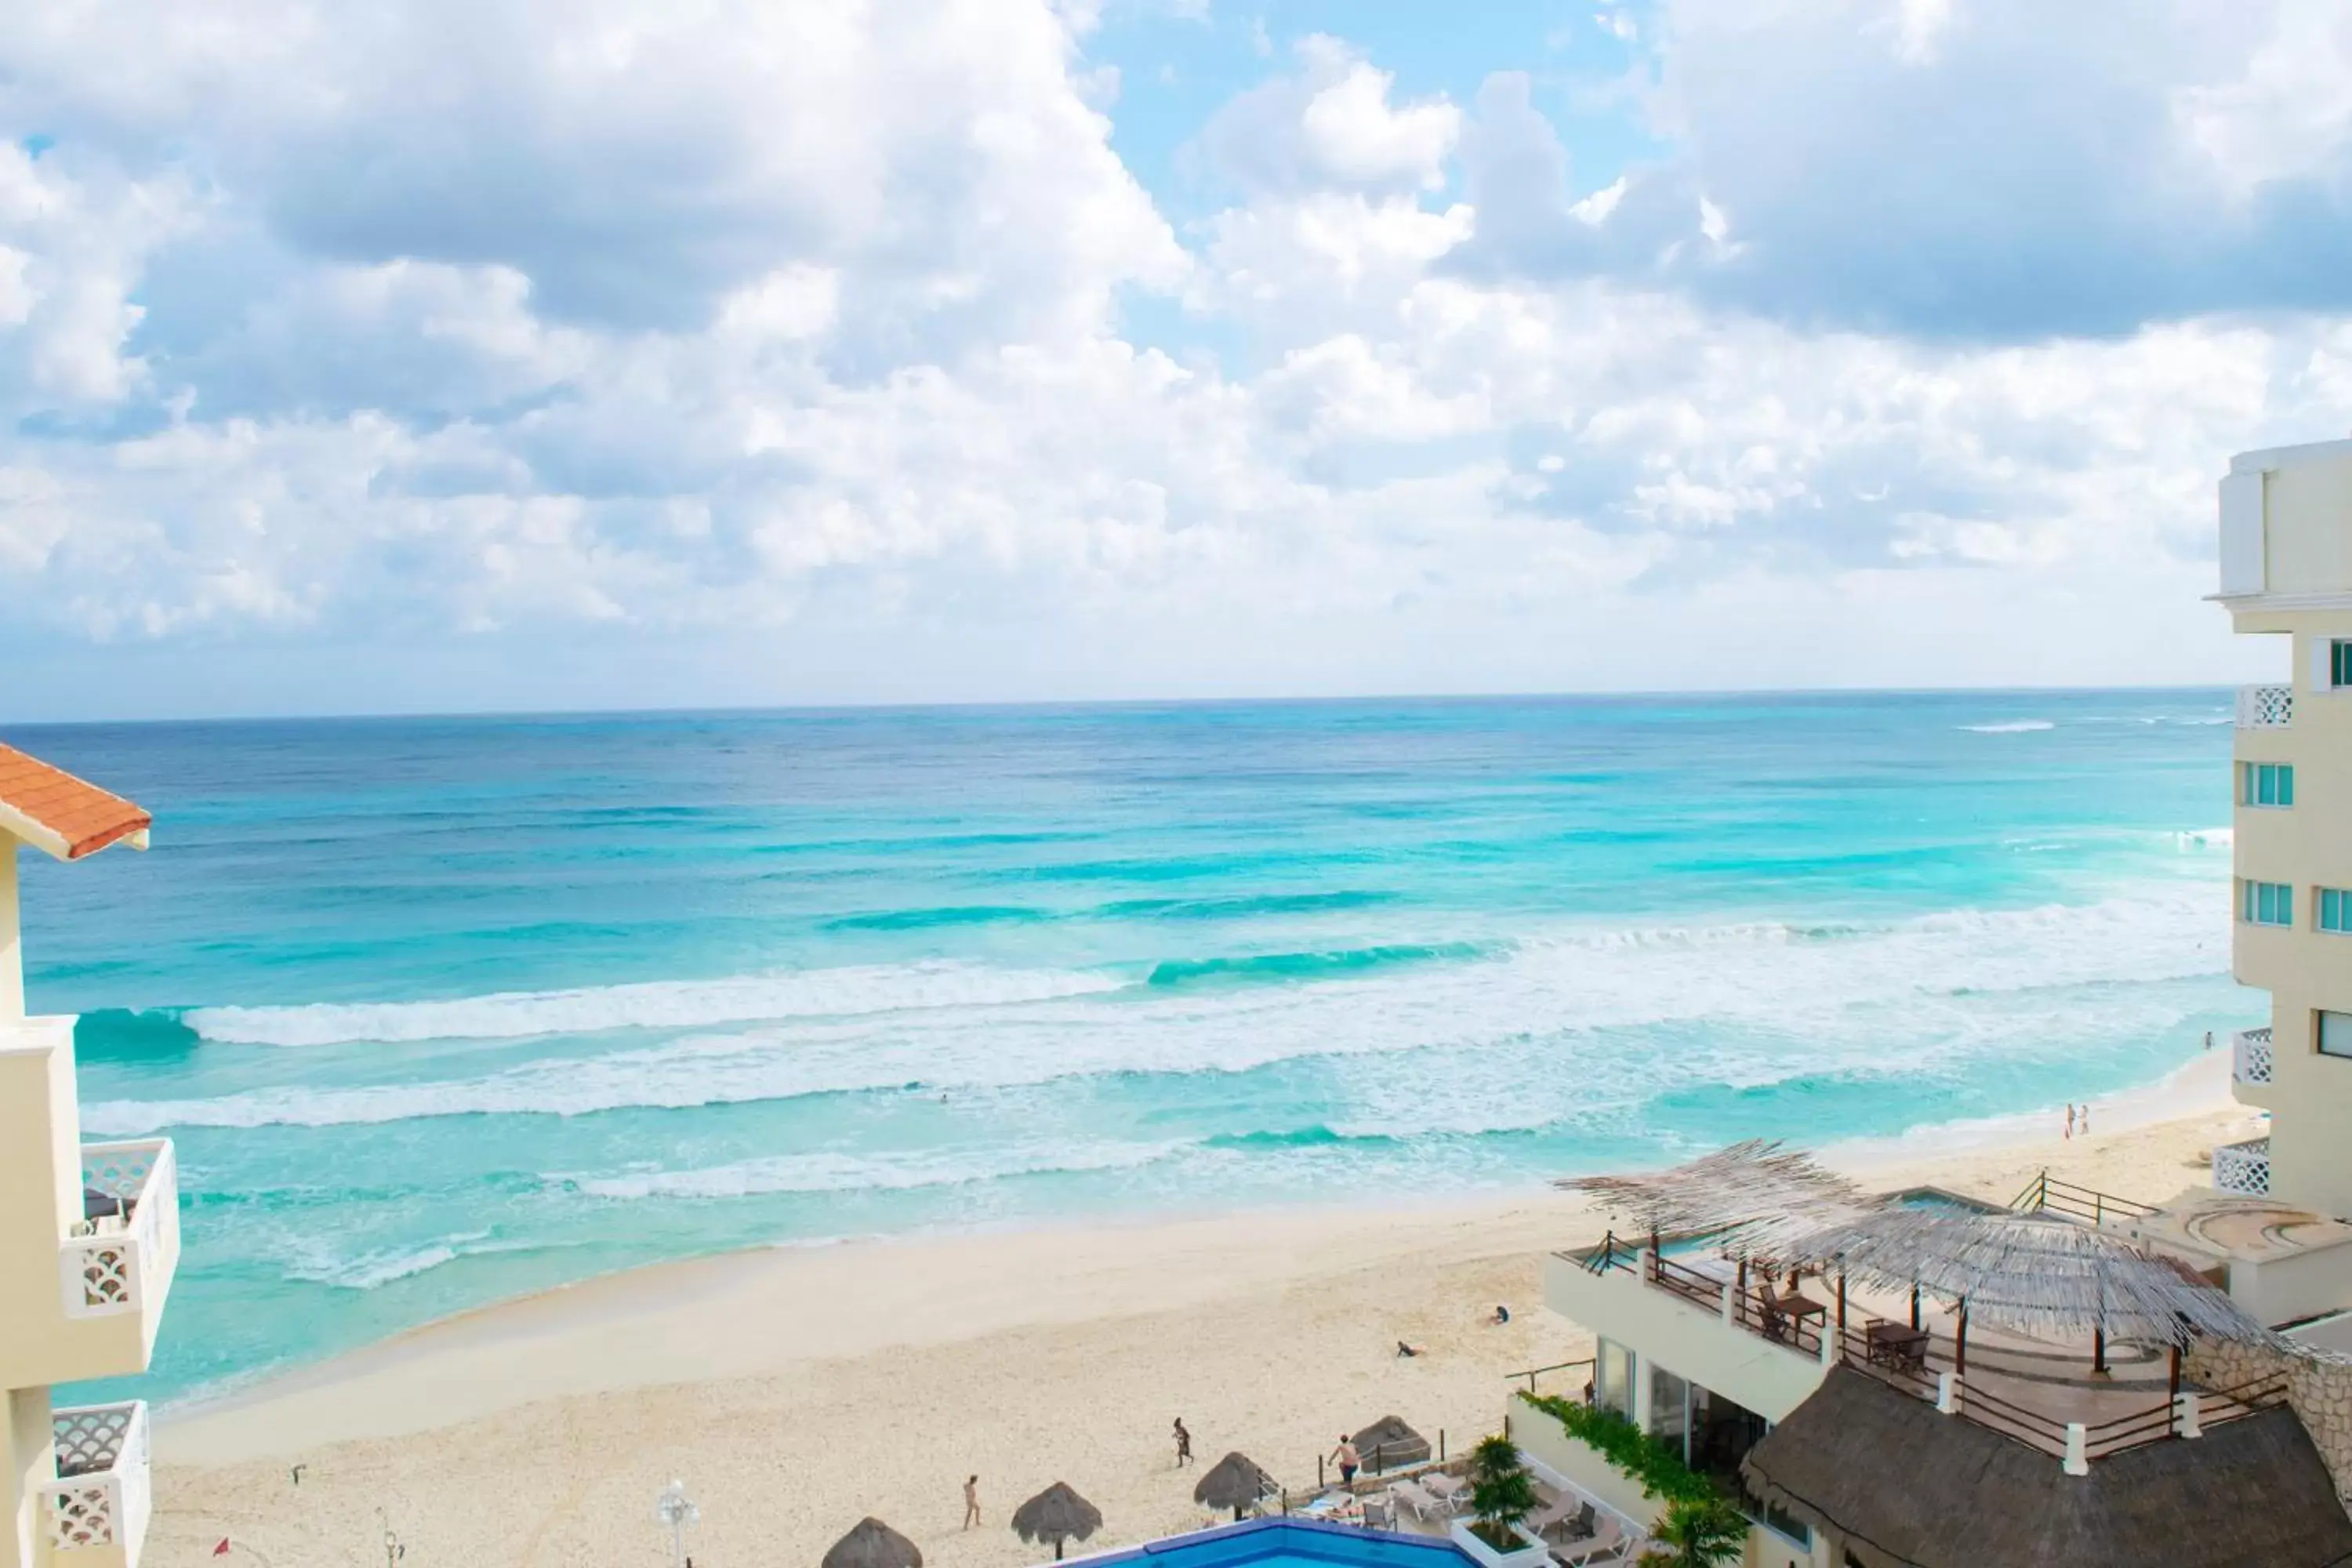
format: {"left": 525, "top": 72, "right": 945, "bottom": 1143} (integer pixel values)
{"left": 89, "top": 882, "right": 2230, "bottom": 1134}
{"left": 185, "top": 962, "right": 1123, "bottom": 1047}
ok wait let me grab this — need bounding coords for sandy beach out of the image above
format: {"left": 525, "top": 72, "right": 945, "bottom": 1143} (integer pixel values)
{"left": 149, "top": 1055, "right": 2260, "bottom": 1568}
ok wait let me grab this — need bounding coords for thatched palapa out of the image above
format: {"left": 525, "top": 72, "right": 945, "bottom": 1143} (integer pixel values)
{"left": 1742, "top": 1367, "right": 2352, "bottom": 1567}
{"left": 1560, "top": 1138, "right": 1886, "bottom": 1258}
{"left": 1011, "top": 1482, "right": 1102, "bottom": 1561}
{"left": 824, "top": 1518, "right": 923, "bottom": 1568}
{"left": 1782, "top": 1210, "right": 2275, "bottom": 1348}
{"left": 1351, "top": 1414, "right": 1429, "bottom": 1471}
{"left": 1193, "top": 1452, "right": 1272, "bottom": 1519}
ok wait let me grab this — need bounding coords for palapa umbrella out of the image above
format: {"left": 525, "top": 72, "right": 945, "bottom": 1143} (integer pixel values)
{"left": 1012, "top": 1482, "right": 1103, "bottom": 1561}
{"left": 1193, "top": 1452, "right": 1272, "bottom": 1521}
{"left": 1350, "top": 1415, "right": 1429, "bottom": 1472}
{"left": 824, "top": 1517, "right": 923, "bottom": 1568}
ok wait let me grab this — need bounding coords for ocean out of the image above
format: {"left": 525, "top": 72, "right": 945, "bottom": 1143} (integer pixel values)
{"left": 14, "top": 691, "right": 2250, "bottom": 1408}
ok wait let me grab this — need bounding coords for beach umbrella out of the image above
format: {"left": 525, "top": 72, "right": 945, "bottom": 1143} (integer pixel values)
{"left": 1194, "top": 1453, "right": 1272, "bottom": 1521}
{"left": 1351, "top": 1415, "right": 1430, "bottom": 1473}
{"left": 1012, "top": 1483, "right": 1103, "bottom": 1561}
{"left": 823, "top": 1517, "right": 923, "bottom": 1568}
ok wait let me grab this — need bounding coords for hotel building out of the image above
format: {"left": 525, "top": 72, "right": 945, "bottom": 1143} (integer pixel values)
{"left": 1, "top": 747, "right": 172, "bottom": 1568}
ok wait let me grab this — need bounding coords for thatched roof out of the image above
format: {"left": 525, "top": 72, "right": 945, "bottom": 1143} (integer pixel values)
{"left": 1559, "top": 1139, "right": 1885, "bottom": 1258}
{"left": 1011, "top": 1483, "right": 1102, "bottom": 1548}
{"left": 1193, "top": 1452, "right": 1272, "bottom": 1512}
{"left": 1352, "top": 1414, "right": 1430, "bottom": 1468}
{"left": 1743, "top": 1367, "right": 2352, "bottom": 1567}
{"left": 824, "top": 1518, "right": 923, "bottom": 1568}
{"left": 1783, "top": 1210, "right": 2275, "bottom": 1348}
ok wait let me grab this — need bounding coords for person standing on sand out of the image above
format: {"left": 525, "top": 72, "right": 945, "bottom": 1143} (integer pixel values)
{"left": 1331, "top": 1436, "right": 1360, "bottom": 1487}
{"left": 964, "top": 1475, "right": 981, "bottom": 1530}
{"left": 1174, "top": 1418, "right": 1193, "bottom": 1467}
{"left": 2080, "top": 1104, "right": 2091, "bottom": 1137}
{"left": 2064, "top": 1105, "right": 2075, "bottom": 1140}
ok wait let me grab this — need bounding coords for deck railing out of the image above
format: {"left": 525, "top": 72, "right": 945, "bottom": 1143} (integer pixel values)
{"left": 46, "top": 1401, "right": 150, "bottom": 1564}
{"left": 1836, "top": 1317, "right": 2289, "bottom": 1468}
{"left": 2237, "top": 684, "right": 2294, "bottom": 729}
{"left": 62, "top": 1140, "right": 180, "bottom": 1319}
{"left": 2233, "top": 1027, "right": 2274, "bottom": 1087}
{"left": 2213, "top": 1138, "right": 2273, "bottom": 1197}
{"left": 2009, "top": 1170, "right": 2158, "bottom": 1225}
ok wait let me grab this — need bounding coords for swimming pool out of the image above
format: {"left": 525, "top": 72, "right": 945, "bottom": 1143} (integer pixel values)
{"left": 1073, "top": 1519, "right": 1471, "bottom": 1568}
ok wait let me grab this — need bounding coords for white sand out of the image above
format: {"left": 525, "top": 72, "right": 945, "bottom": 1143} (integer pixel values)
{"left": 149, "top": 1057, "right": 2260, "bottom": 1568}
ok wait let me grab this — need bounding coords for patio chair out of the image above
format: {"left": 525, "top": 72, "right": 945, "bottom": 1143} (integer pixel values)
{"left": 1362, "top": 1496, "right": 1396, "bottom": 1530}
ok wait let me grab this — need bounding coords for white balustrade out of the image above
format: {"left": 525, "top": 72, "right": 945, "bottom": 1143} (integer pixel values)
{"left": 2234, "top": 1027, "right": 2274, "bottom": 1087}
{"left": 60, "top": 1139, "right": 180, "bottom": 1319}
{"left": 47, "top": 1401, "right": 151, "bottom": 1566}
{"left": 2214, "top": 1138, "right": 2272, "bottom": 1197}
{"left": 2236, "top": 684, "right": 2294, "bottom": 729}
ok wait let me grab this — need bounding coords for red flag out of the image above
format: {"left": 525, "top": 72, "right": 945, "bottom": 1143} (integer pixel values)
{"left": 214, "top": 1542, "right": 231, "bottom": 1557}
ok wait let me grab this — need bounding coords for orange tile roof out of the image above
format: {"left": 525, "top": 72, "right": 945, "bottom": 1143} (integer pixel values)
{"left": 0, "top": 743, "right": 151, "bottom": 860}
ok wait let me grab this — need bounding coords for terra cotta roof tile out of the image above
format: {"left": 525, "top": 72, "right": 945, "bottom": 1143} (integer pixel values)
{"left": 0, "top": 743, "right": 151, "bottom": 860}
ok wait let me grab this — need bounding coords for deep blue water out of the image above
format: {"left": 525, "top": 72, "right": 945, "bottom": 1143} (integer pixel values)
{"left": 5, "top": 691, "right": 2249, "bottom": 1406}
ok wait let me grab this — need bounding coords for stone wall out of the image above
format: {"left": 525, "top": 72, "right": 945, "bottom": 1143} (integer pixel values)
{"left": 2187, "top": 1336, "right": 2352, "bottom": 1503}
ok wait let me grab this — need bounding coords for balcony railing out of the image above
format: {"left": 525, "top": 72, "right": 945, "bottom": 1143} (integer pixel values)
{"left": 47, "top": 1401, "right": 151, "bottom": 1566}
{"left": 2236, "top": 684, "right": 2294, "bottom": 729}
{"left": 61, "top": 1141, "right": 179, "bottom": 1319}
{"left": 2215, "top": 1138, "right": 2273, "bottom": 1196}
{"left": 2234, "top": 1027, "right": 2274, "bottom": 1087}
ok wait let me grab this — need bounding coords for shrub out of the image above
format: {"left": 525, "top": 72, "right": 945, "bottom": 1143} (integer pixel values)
{"left": 1637, "top": 1497, "right": 1749, "bottom": 1568}
{"left": 1515, "top": 1393, "right": 1714, "bottom": 1508}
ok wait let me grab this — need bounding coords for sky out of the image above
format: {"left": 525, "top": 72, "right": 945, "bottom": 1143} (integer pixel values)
{"left": 5, "top": 0, "right": 2352, "bottom": 720}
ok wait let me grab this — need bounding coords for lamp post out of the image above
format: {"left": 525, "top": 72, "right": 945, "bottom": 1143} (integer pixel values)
{"left": 655, "top": 1479, "right": 700, "bottom": 1568}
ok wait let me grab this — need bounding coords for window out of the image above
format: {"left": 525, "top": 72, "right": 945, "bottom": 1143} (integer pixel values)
{"left": 1650, "top": 1364, "right": 1690, "bottom": 1456}
{"left": 2323, "top": 889, "right": 2352, "bottom": 935}
{"left": 2324, "top": 1012, "right": 2352, "bottom": 1061}
{"left": 2336, "top": 641, "right": 2352, "bottom": 689}
{"left": 2242, "top": 763, "right": 2296, "bottom": 808}
{"left": 2243, "top": 880, "right": 2294, "bottom": 927}
{"left": 1594, "top": 1338, "right": 1636, "bottom": 1423}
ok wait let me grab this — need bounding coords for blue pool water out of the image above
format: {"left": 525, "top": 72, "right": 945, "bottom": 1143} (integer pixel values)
{"left": 1100, "top": 1519, "right": 1467, "bottom": 1568}
{"left": 5, "top": 690, "right": 2251, "bottom": 1406}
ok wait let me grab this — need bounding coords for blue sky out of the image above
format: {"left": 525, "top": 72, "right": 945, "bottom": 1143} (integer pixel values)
{"left": 3, "top": 0, "right": 2350, "bottom": 720}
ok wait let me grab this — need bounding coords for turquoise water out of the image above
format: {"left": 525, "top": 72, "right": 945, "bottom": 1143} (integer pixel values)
{"left": 9, "top": 691, "right": 2249, "bottom": 1406}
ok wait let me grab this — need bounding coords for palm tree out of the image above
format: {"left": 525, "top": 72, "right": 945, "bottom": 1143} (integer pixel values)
{"left": 1639, "top": 1497, "right": 1748, "bottom": 1568}
{"left": 1466, "top": 1435, "right": 1538, "bottom": 1550}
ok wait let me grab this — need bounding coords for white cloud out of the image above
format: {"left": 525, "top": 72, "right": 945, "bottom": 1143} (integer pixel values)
{"left": 1195, "top": 36, "right": 1462, "bottom": 196}
{"left": 1, "top": 2, "right": 2348, "bottom": 717}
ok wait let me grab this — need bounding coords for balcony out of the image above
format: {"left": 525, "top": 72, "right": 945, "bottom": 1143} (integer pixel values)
{"left": 46, "top": 1401, "right": 151, "bottom": 1568}
{"left": 2236, "top": 684, "right": 2293, "bottom": 729}
{"left": 2233, "top": 1027, "right": 2274, "bottom": 1088}
{"left": 62, "top": 1141, "right": 180, "bottom": 1323}
{"left": 2215, "top": 1138, "right": 2273, "bottom": 1197}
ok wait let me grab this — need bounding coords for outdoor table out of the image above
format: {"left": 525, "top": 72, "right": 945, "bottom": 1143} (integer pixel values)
{"left": 1864, "top": 1321, "right": 1929, "bottom": 1370}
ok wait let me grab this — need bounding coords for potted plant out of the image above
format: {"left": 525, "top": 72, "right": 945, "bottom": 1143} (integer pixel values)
{"left": 1446, "top": 1436, "right": 1549, "bottom": 1568}
{"left": 1637, "top": 1497, "right": 1749, "bottom": 1568}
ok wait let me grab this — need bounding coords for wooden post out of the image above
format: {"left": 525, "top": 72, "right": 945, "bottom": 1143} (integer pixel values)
{"left": 1910, "top": 1283, "right": 1921, "bottom": 1330}
{"left": 2168, "top": 1345, "right": 2183, "bottom": 1432}
{"left": 2093, "top": 1327, "right": 2107, "bottom": 1376}
{"left": 1836, "top": 1271, "right": 1847, "bottom": 1335}
{"left": 1955, "top": 1300, "right": 1969, "bottom": 1377}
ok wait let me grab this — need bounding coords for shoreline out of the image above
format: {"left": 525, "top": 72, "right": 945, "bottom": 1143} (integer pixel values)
{"left": 142, "top": 1067, "right": 2263, "bottom": 1566}
{"left": 155, "top": 1050, "right": 2242, "bottom": 1459}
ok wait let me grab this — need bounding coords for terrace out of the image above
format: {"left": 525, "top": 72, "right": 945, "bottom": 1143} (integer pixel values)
{"left": 63, "top": 1140, "right": 181, "bottom": 1324}
{"left": 1549, "top": 1144, "right": 2289, "bottom": 1477}
{"left": 45, "top": 1400, "right": 152, "bottom": 1568}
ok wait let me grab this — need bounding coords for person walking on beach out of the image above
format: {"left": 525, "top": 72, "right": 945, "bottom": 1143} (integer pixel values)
{"left": 1174, "top": 1417, "right": 1194, "bottom": 1467}
{"left": 2080, "top": 1103, "right": 2091, "bottom": 1137}
{"left": 964, "top": 1475, "right": 981, "bottom": 1530}
{"left": 2064, "top": 1104, "right": 2075, "bottom": 1141}
{"left": 1331, "top": 1436, "right": 1361, "bottom": 1488}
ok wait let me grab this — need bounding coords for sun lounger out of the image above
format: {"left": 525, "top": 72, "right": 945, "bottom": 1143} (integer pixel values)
{"left": 1388, "top": 1479, "right": 1448, "bottom": 1523}
{"left": 1422, "top": 1473, "right": 1471, "bottom": 1511}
